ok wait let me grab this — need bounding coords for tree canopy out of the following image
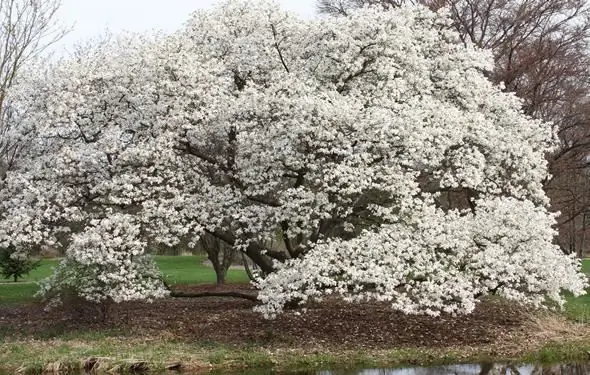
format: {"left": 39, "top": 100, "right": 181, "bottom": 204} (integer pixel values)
{"left": 0, "top": 0, "right": 585, "bottom": 316}
{"left": 318, "top": 0, "right": 590, "bottom": 256}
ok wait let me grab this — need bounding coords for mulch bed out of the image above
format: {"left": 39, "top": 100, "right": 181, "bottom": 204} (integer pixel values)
{"left": 0, "top": 284, "right": 528, "bottom": 349}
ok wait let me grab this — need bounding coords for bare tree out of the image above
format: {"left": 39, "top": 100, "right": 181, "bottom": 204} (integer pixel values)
{"left": 0, "top": 0, "right": 66, "bottom": 180}
{"left": 318, "top": 0, "right": 590, "bottom": 255}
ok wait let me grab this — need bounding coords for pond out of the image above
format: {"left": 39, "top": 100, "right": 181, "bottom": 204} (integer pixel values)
{"left": 315, "top": 363, "right": 590, "bottom": 374}
{"left": 230, "top": 363, "right": 590, "bottom": 375}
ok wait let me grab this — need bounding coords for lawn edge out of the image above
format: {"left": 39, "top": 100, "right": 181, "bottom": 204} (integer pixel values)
{"left": 2, "top": 338, "right": 590, "bottom": 374}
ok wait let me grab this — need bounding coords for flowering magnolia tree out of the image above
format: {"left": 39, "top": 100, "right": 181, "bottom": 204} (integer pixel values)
{"left": 3, "top": 0, "right": 586, "bottom": 314}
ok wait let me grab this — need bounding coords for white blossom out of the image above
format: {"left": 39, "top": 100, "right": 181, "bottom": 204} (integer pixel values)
{"left": 0, "top": 1, "right": 585, "bottom": 314}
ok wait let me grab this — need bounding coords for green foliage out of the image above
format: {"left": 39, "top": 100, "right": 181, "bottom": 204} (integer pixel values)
{"left": 6, "top": 259, "right": 58, "bottom": 282}
{"left": 0, "top": 247, "right": 40, "bottom": 283}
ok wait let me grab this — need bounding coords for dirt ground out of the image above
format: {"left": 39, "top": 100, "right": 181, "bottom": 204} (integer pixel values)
{"left": 1, "top": 283, "right": 563, "bottom": 354}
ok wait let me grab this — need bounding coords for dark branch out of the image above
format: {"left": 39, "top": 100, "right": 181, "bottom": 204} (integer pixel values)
{"left": 170, "top": 290, "right": 258, "bottom": 302}
{"left": 270, "top": 23, "right": 290, "bottom": 74}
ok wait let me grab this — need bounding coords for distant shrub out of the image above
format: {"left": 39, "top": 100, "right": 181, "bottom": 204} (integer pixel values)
{"left": 0, "top": 246, "right": 40, "bottom": 282}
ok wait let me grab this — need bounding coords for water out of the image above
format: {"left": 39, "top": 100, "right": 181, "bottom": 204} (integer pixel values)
{"left": 314, "top": 363, "right": 590, "bottom": 374}
{"left": 2, "top": 362, "right": 586, "bottom": 375}
{"left": 230, "top": 363, "right": 590, "bottom": 375}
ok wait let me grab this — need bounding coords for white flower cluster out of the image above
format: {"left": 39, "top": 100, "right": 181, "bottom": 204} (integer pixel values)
{"left": 39, "top": 214, "right": 168, "bottom": 303}
{"left": 255, "top": 197, "right": 586, "bottom": 318}
{"left": 0, "top": 0, "right": 585, "bottom": 313}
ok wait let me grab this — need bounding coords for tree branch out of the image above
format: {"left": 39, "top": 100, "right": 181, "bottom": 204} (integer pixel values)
{"left": 170, "top": 290, "right": 258, "bottom": 302}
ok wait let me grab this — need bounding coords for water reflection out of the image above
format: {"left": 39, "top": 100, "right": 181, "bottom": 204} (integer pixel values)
{"left": 313, "top": 363, "right": 590, "bottom": 375}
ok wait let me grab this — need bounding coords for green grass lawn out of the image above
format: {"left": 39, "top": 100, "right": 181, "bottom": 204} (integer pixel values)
{"left": 156, "top": 255, "right": 250, "bottom": 285}
{"left": 0, "top": 255, "right": 249, "bottom": 304}
{"left": 558, "top": 259, "right": 590, "bottom": 322}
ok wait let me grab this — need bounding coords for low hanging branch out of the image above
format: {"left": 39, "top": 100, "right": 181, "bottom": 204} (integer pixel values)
{"left": 169, "top": 290, "right": 258, "bottom": 302}
{"left": 162, "top": 278, "right": 259, "bottom": 302}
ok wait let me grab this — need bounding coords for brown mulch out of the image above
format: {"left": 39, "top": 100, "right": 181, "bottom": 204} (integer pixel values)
{"left": 0, "top": 284, "right": 529, "bottom": 350}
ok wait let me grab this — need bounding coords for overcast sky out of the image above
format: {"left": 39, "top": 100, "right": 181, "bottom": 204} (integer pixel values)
{"left": 53, "top": 0, "right": 317, "bottom": 54}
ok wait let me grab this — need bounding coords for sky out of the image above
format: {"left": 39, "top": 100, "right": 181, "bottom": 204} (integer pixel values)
{"left": 53, "top": 0, "right": 317, "bottom": 54}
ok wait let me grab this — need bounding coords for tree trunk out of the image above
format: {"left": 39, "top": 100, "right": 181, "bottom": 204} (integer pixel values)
{"left": 205, "top": 229, "right": 276, "bottom": 274}
{"left": 13, "top": 274, "right": 17, "bottom": 282}
{"left": 201, "top": 233, "right": 235, "bottom": 286}
{"left": 205, "top": 247, "right": 224, "bottom": 287}
{"left": 215, "top": 267, "right": 226, "bottom": 286}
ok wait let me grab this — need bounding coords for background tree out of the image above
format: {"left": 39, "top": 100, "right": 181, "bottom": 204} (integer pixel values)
{"left": 0, "top": 0, "right": 65, "bottom": 179}
{"left": 0, "top": 0, "right": 67, "bottom": 256}
{"left": 0, "top": 245, "right": 39, "bottom": 282}
{"left": 317, "top": 0, "right": 590, "bottom": 256}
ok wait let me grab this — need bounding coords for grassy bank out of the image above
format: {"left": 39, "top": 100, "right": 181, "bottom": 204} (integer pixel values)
{"left": 0, "top": 255, "right": 249, "bottom": 304}
{"left": 1, "top": 336, "right": 590, "bottom": 374}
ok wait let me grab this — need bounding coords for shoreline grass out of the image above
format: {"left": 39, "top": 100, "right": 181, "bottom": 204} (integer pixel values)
{"left": 1, "top": 338, "right": 590, "bottom": 374}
